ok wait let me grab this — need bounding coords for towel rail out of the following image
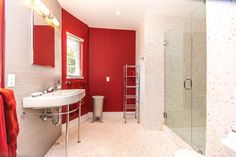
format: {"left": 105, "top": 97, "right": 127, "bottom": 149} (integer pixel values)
{"left": 21, "top": 106, "right": 79, "bottom": 117}
{"left": 21, "top": 101, "right": 84, "bottom": 157}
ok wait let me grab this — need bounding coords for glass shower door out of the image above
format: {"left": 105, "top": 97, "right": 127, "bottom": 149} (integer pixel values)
{"left": 164, "top": 16, "right": 192, "bottom": 142}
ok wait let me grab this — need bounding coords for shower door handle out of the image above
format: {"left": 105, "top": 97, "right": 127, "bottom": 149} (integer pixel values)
{"left": 184, "top": 79, "right": 192, "bottom": 90}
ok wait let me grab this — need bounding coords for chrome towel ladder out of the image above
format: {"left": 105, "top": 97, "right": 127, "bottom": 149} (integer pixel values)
{"left": 123, "top": 64, "right": 140, "bottom": 123}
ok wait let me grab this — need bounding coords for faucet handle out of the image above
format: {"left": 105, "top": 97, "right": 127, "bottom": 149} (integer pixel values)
{"left": 56, "top": 84, "right": 62, "bottom": 90}
{"left": 54, "top": 80, "right": 61, "bottom": 90}
{"left": 65, "top": 81, "right": 72, "bottom": 85}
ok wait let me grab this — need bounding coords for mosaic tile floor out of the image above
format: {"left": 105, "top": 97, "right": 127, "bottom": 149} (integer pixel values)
{"left": 45, "top": 115, "right": 193, "bottom": 157}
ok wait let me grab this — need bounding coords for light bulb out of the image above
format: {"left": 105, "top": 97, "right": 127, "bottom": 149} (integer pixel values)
{"left": 115, "top": 10, "right": 121, "bottom": 16}
{"left": 33, "top": 0, "right": 50, "bottom": 16}
{"left": 51, "top": 17, "right": 60, "bottom": 27}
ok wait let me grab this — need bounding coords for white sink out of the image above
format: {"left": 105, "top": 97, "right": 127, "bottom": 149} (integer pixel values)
{"left": 23, "top": 89, "right": 85, "bottom": 109}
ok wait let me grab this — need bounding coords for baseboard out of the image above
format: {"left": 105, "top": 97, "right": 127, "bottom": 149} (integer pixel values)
{"left": 88, "top": 112, "right": 123, "bottom": 118}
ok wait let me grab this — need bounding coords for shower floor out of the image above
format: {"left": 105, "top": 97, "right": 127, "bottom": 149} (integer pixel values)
{"left": 45, "top": 113, "right": 194, "bottom": 157}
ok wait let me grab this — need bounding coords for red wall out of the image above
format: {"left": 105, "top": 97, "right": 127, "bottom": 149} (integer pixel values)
{"left": 62, "top": 9, "right": 89, "bottom": 118}
{"left": 0, "top": 0, "right": 4, "bottom": 88}
{"left": 89, "top": 28, "right": 135, "bottom": 112}
{"left": 62, "top": 10, "right": 136, "bottom": 113}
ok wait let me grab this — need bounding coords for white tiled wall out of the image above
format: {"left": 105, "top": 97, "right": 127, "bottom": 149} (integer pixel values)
{"left": 5, "top": 0, "right": 62, "bottom": 156}
{"left": 206, "top": 1, "right": 236, "bottom": 156}
{"left": 136, "top": 15, "right": 183, "bottom": 130}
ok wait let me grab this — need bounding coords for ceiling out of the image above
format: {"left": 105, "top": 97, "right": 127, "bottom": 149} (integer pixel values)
{"left": 57, "top": 0, "right": 204, "bottom": 30}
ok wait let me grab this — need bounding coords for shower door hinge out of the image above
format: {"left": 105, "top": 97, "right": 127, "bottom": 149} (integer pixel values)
{"left": 163, "top": 40, "right": 167, "bottom": 46}
{"left": 163, "top": 112, "right": 167, "bottom": 118}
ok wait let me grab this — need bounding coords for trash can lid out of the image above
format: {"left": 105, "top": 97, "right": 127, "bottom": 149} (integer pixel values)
{"left": 92, "top": 96, "right": 104, "bottom": 99}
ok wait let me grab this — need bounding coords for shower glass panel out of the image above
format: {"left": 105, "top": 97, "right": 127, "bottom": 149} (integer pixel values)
{"left": 165, "top": 16, "right": 192, "bottom": 142}
{"left": 164, "top": 4, "right": 206, "bottom": 154}
{"left": 191, "top": 5, "right": 206, "bottom": 153}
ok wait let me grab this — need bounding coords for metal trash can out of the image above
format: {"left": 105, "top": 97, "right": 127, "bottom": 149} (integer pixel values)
{"left": 92, "top": 96, "right": 104, "bottom": 122}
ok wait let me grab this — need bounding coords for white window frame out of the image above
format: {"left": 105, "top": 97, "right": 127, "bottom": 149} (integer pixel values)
{"left": 66, "top": 32, "right": 84, "bottom": 79}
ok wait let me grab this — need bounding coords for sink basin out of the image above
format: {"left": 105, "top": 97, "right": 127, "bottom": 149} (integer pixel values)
{"left": 23, "top": 89, "right": 85, "bottom": 109}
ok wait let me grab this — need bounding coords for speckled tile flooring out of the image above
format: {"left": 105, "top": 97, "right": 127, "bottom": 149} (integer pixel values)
{"left": 45, "top": 115, "right": 193, "bottom": 157}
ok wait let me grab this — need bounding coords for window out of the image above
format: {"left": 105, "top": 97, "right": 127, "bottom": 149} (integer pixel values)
{"left": 66, "top": 33, "right": 83, "bottom": 78}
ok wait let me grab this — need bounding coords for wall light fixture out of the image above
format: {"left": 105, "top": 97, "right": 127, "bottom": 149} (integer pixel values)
{"left": 23, "top": 0, "right": 60, "bottom": 27}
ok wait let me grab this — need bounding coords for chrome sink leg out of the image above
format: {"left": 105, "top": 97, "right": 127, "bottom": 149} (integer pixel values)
{"left": 65, "top": 105, "right": 69, "bottom": 157}
{"left": 77, "top": 102, "right": 81, "bottom": 143}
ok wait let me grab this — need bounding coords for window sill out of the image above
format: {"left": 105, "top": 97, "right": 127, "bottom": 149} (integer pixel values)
{"left": 66, "top": 76, "right": 84, "bottom": 80}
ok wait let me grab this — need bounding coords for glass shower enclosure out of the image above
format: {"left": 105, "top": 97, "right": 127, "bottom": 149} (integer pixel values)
{"left": 164, "top": 5, "right": 206, "bottom": 154}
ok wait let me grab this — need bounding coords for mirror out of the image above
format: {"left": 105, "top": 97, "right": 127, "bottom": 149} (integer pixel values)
{"left": 32, "top": 11, "right": 55, "bottom": 67}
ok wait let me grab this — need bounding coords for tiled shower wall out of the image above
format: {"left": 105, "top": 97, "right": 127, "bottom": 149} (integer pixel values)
{"left": 5, "top": 0, "right": 62, "bottom": 156}
{"left": 206, "top": 0, "right": 236, "bottom": 156}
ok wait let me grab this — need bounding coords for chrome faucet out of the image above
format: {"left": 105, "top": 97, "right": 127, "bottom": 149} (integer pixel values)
{"left": 44, "top": 80, "right": 61, "bottom": 93}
